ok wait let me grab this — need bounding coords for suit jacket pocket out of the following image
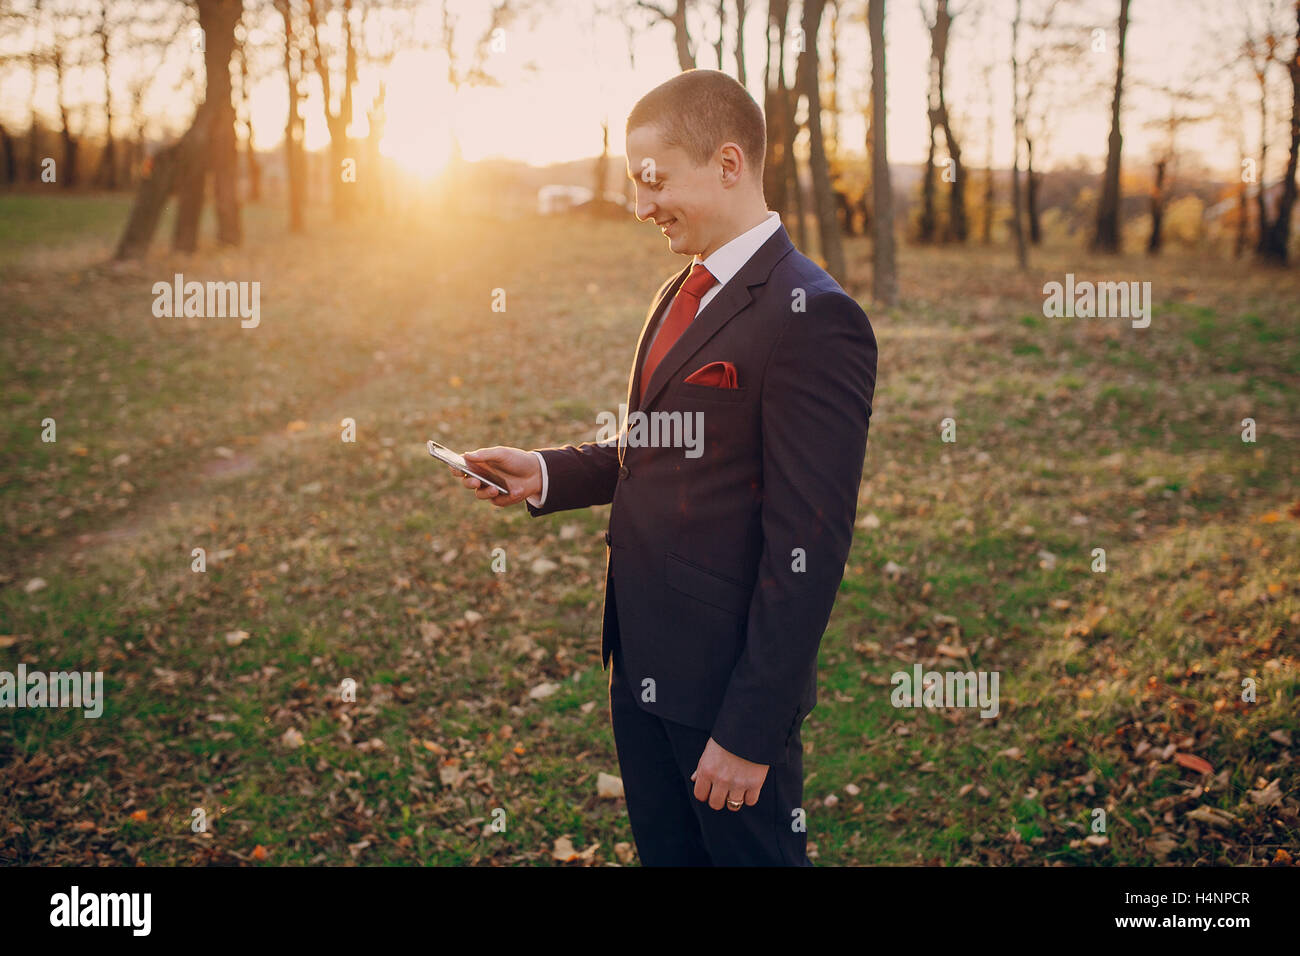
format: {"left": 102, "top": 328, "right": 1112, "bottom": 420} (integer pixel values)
{"left": 677, "top": 382, "right": 749, "bottom": 403}
{"left": 665, "top": 551, "right": 751, "bottom": 616}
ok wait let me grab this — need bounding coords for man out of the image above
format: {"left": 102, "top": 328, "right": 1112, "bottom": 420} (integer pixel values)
{"left": 451, "top": 69, "right": 877, "bottom": 866}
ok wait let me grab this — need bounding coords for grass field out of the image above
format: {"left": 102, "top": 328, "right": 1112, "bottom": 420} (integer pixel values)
{"left": 1, "top": 193, "right": 1297, "bottom": 866}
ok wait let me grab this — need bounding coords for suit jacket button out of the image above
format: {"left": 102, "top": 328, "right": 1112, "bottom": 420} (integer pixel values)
{"left": 618, "top": 466, "right": 630, "bottom": 480}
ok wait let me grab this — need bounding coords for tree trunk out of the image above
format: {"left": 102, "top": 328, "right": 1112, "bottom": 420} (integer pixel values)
{"left": 0, "top": 123, "right": 16, "bottom": 184}
{"left": 763, "top": 3, "right": 789, "bottom": 214}
{"left": 1255, "top": 69, "right": 1269, "bottom": 255}
{"left": 208, "top": 0, "right": 241, "bottom": 245}
{"left": 1026, "top": 134, "right": 1041, "bottom": 245}
{"left": 26, "top": 1, "right": 43, "bottom": 184}
{"left": 919, "top": 124, "right": 937, "bottom": 242}
{"left": 115, "top": 0, "right": 242, "bottom": 259}
{"left": 714, "top": 0, "right": 725, "bottom": 69}
{"left": 307, "top": 0, "right": 357, "bottom": 220}
{"left": 1235, "top": 177, "right": 1249, "bottom": 258}
{"left": 594, "top": 117, "right": 609, "bottom": 202}
{"left": 939, "top": 130, "right": 965, "bottom": 241}
{"left": 1009, "top": 0, "right": 1027, "bottom": 269}
{"left": 983, "top": 63, "right": 994, "bottom": 244}
{"left": 669, "top": 0, "right": 696, "bottom": 70}
{"left": 365, "top": 82, "right": 387, "bottom": 217}
{"left": 53, "top": 50, "right": 77, "bottom": 189}
{"left": 868, "top": 0, "right": 897, "bottom": 305}
{"left": 279, "top": 0, "right": 305, "bottom": 232}
{"left": 239, "top": 35, "right": 261, "bottom": 202}
{"left": 797, "top": 0, "right": 846, "bottom": 282}
{"left": 782, "top": 55, "right": 803, "bottom": 246}
{"left": 171, "top": 140, "right": 207, "bottom": 252}
{"left": 95, "top": 2, "right": 117, "bottom": 189}
{"left": 1146, "top": 157, "right": 1166, "bottom": 254}
{"left": 835, "top": 187, "right": 856, "bottom": 235}
{"left": 735, "top": 0, "right": 747, "bottom": 86}
{"left": 1091, "top": 0, "right": 1130, "bottom": 253}
{"left": 1259, "top": 0, "right": 1299, "bottom": 265}
{"left": 928, "top": 0, "right": 966, "bottom": 241}
{"left": 827, "top": 0, "right": 840, "bottom": 153}
{"left": 789, "top": 135, "right": 807, "bottom": 250}
{"left": 115, "top": 104, "right": 212, "bottom": 259}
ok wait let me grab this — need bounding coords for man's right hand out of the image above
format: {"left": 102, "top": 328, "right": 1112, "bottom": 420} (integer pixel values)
{"left": 451, "top": 446, "right": 541, "bottom": 508}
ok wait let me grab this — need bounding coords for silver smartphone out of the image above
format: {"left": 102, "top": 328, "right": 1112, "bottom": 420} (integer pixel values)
{"left": 427, "top": 440, "right": 511, "bottom": 495}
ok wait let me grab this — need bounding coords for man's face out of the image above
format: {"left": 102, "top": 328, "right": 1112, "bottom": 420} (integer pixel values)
{"left": 626, "top": 124, "right": 726, "bottom": 259}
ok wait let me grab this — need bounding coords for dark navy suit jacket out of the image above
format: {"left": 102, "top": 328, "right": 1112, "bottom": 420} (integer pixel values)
{"left": 526, "top": 224, "right": 877, "bottom": 767}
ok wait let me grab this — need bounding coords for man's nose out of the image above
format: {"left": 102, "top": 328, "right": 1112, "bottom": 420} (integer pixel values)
{"left": 635, "top": 195, "right": 656, "bottom": 223}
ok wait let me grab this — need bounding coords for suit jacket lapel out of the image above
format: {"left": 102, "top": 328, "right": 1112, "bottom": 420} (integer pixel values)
{"left": 621, "top": 262, "right": 691, "bottom": 462}
{"left": 626, "top": 262, "right": 691, "bottom": 413}
{"left": 636, "top": 225, "right": 796, "bottom": 413}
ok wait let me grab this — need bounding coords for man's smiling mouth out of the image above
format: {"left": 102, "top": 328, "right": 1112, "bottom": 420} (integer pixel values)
{"left": 658, "top": 218, "right": 677, "bottom": 233}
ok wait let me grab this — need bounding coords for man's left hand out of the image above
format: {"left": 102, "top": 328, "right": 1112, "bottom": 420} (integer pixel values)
{"left": 691, "top": 737, "right": 769, "bottom": 810}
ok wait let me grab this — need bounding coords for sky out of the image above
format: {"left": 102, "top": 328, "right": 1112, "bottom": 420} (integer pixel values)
{"left": 0, "top": 0, "right": 1291, "bottom": 182}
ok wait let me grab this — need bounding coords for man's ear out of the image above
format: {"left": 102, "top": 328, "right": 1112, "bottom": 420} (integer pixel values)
{"left": 718, "top": 142, "right": 745, "bottom": 187}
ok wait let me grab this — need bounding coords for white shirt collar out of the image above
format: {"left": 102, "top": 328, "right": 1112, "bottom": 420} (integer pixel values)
{"left": 693, "top": 211, "right": 783, "bottom": 288}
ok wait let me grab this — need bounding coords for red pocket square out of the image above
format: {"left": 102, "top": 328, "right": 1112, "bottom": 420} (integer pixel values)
{"left": 684, "top": 361, "right": 738, "bottom": 389}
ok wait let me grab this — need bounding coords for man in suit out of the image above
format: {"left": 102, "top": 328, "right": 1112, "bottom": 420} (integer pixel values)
{"left": 451, "top": 69, "right": 877, "bottom": 865}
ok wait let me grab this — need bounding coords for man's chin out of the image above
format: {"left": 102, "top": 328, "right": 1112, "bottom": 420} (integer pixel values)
{"left": 666, "top": 235, "right": 697, "bottom": 257}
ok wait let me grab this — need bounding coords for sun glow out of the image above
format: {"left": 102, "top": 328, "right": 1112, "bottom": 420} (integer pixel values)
{"left": 378, "top": 50, "right": 456, "bottom": 180}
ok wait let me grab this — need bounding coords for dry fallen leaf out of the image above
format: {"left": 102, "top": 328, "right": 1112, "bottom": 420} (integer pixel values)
{"left": 1144, "top": 833, "right": 1179, "bottom": 859}
{"left": 1246, "top": 778, "right": 1283, "bottom": 808}
{"left": 1186, "top": 805, "right": 1238, "bottom": 828}
{"left": 552, "top": 836, "right": 578, "bottom": 862}
{"left": 529, "top": 682, "right": 559, "bottom": 700}
{"left": 1173, "top": 752, "right": 1214, "bottom": 775}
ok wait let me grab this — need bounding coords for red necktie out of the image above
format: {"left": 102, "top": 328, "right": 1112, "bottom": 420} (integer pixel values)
{"left": 639, "top": 263, "right": 717, "bottom": 403}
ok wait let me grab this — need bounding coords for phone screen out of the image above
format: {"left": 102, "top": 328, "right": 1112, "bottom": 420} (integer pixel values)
{"left": 427, "top": 441, "right": 510, "bottom": 493}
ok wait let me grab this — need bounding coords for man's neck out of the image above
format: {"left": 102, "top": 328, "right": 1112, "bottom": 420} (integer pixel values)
{"left": 698, "top": 205, "right": 773, "bottom": 261}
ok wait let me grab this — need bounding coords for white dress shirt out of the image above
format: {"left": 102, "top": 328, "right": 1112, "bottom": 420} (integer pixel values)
{"left": 527, "top": 210, "right": 783, "bottom": 508}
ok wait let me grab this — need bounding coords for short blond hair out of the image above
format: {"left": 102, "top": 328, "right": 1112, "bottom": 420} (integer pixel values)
{"left": 627, "top": 69, "right": 766, "bottom": 176}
